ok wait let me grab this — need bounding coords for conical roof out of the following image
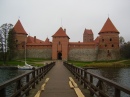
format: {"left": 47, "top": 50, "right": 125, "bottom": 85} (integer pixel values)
{"left": 13, "top": 20, "right": 27, "bottom": 35}
{"left": 99, "top": 18, "right": 119, "bottom": 34}
{"left": 52, "top": 27, "right": 70, "bottom": 39}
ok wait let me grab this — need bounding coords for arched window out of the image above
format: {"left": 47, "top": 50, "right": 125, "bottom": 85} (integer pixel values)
{"left": 110, "top": 38, "right": 112, "bottom": 41}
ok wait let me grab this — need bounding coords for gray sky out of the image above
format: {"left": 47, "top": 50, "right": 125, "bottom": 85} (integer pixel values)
{"left": 0, "top": 0, "right": 130, "bottom": 42}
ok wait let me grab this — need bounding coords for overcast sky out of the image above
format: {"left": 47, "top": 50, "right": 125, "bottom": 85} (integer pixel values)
{"left": 0, "top": 0, "right": 130, "bottom": 42}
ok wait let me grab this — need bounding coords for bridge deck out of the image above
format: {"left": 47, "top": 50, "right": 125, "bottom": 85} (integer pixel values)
{"left": 38, "top": 60, "right": 91, "bottom": 97}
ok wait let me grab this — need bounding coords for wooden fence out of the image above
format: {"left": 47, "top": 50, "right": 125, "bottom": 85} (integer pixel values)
{"left": 0, "top": 62, "right": 55, "bottom": 97}
{"left": 64, "top": 62, "right": 130, "bottom": 97}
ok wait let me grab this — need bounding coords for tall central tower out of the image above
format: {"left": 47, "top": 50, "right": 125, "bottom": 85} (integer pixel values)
{"left": 52, "top": 27, "right": 70, "bottom": 60}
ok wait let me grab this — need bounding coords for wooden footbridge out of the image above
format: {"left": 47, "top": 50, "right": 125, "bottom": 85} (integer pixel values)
{"left": 0, "top": 60, "right": 130, "bottom": 97}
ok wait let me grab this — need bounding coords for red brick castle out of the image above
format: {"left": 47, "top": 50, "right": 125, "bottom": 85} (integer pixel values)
{"left": 12, "top": 18, "right": 120, "bottom": 61}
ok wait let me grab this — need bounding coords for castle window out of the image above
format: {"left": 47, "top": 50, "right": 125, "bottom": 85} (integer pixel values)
{"left": 102, "top": 39, "right": 104, "bottom": 42}
{"left": 110, "top": 38, "right": 112, "bottom": 41}
{"left": 112, "top": 44, "right": 114, "bottom": 47}
{"left": 105, "top": 44, "right": 107, "bottom": 47}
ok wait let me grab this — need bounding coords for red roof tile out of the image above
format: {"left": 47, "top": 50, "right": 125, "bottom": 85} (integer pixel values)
{"left": 94, "top": 36, "right": 100, "bottom": 43}
{"left": 99, "top": 18, "right": 119, "bottom": 34}
{"left": 13, "top": 20, "right": 27, "bottom": 35}
{"left": 52, "top": 27, "right": 70, "bottom": 39}
{"left": 45, "top": 37, "right": 50, "bottom": 43}
{"left": 27, "top": 36, "right": 44, "bottom": 43}
{"left": 84, "top": 29, "right": 93, "bottom": 35}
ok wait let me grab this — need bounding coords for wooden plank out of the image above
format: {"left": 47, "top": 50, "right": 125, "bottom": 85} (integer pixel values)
{"left": 69, "top": 81, "right": 74, "bottom": 89}
{"left": 34, "top": 90, "right": 41, "bottom": 97}
{"left": 45, "top": 78, "right": 49, "bottom": 83}
{"left": 74, "top": 88, "right": 85, "bottom": 97}
{"left": 69, "top": 77, "right": 78, "bottom": 88}
{"left": 41, "top": 83, "right": 46, "bottom": 91}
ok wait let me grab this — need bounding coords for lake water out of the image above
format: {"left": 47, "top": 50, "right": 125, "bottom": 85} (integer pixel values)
{"left": 88, "top": 67, "right": 130, "bottom": 97}
{"left": 0, "top": 69, "right": 30, "bottom": 97}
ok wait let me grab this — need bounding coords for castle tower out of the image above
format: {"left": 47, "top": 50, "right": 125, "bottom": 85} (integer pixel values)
{"left": 52, "top": 27, "right": 69, "bottom": 60}
{"left": 98, "top": 18, "right": 120, "bottom": 60}
{"left": 83, "top": 29, "right": 94, "bottom": 42}
{"left": 13, "top": 20, "right": 28, "bottom": 49}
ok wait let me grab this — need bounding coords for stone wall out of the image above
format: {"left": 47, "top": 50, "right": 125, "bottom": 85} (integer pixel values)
{"left": 68, "top": 48, "right": 98, "bottom": 61}
{"left": 15, "top": 50, "right": 25, "bottom": 59}
{"left": 97, "top": 49, "right": 120, "bottom": 61}
{"left": 26, "top": 49, "right": 52, "bottom": 59}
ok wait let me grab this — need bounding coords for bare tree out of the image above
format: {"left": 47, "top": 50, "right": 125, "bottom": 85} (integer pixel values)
{"left": 0, "top": 23, "right": 13, "bottom": 65}
{"left": 119, "top": 36, "right": 125, "bottom": 46}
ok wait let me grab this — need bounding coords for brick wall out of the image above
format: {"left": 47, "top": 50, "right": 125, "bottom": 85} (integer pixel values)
{"left": 68, "top": 48, "right": 98, "bottom": 61}
{"left": 26, "top": 49, "right": 52, "bottom": 59}
{"left": 97, "top": 49, "right": 120, "bottom": 61}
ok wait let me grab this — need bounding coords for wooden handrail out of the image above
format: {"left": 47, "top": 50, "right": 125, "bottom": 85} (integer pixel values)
{"left": 64, "top": 62, "right": 130, "bottom": 97}
{"left": 0, "top": 62, "right": 55, "bottom": 97}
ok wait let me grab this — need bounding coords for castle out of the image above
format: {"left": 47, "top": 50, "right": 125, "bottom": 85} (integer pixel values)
{"left": 12, "top": 17, "right": 120, "bottom": 61}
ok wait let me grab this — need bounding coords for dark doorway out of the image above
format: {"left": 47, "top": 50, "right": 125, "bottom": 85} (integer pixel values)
{"left": 58, "top": 52, "right": 62, "bottom": 60}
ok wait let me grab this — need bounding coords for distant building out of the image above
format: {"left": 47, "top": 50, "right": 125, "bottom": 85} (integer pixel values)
{"left": 12, "top": 18, "right": 120, "bottom": 61}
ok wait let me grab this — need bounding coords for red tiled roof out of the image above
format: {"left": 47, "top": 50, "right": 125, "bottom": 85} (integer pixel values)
{"left": 99, "top": 18, "right": 119, "bottom": 34}
{"left": 27, "top": 36, "right": 44, "bottom": 44}
{"left": 52, "top": 27, "right": 70, "bottom": 39}
{"left": 84, "top": 29, "right": 93, "bottom": 35}
{"left": 45, "top": 37, "right": 50, "bottom": 43}
{"left": 26, "top": 36, "right": 52, "bottom": 46}
{"left": 13, "top": 20, "right": 27, "bottom": 35}
{"left": 94, "top": 36, "right": 100, "bottom": 43}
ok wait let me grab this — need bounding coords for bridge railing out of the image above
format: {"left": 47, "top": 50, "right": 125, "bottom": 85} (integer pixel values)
{"left": 0, "top": 62, "right": 55, "bottom": 97}
{"left": 64, "top": 62, "right": 130, "bottom": 97}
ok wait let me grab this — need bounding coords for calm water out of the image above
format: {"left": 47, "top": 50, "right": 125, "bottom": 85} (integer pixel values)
{"left": 88, "top": 67, "right": 130, "bottom": 97}
{"left": 0, "top": 69, "right": 30, "bottom": 97}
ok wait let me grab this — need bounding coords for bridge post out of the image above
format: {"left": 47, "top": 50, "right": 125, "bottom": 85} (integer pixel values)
{"left": 32, "top": 69, "right": 35, "bottom": 89}
{"left": 16, "top": 80, "right": 21, "bottom": 96}
{"left": 0, "top": 88, "right": 6, "bottom": 97}
{"left": 80, "top": 69, "right": 83, "bottom": 85}
{"left": 90, "top": 75, "right": 93, "bottom": 96}
{"left": 84, "top": 70, "right": 87, "bottom": 89}
{"left": 36, "top": 69, "right": 39, "bottom": 84}
{"left": 115, "top": 88, "right": 120, "bottom": 97}
{"left": 26, "top": 75, "right": 29, "bottom": 96}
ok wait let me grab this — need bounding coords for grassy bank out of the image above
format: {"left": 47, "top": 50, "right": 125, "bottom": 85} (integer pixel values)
{"left": 0, "top": 58, "right": 51, "bottom": 67}
{"left": 68, "top": 59, "right": 130, "bottom": 68}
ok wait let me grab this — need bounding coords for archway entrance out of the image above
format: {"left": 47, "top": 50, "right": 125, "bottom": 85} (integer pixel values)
{"left": 57, "top": 52, "right": 62, "bottom": 60}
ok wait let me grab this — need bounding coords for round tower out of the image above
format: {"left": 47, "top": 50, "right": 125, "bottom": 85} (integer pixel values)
{"left": 98, "top": 18, "right": 120, "bottom": 60}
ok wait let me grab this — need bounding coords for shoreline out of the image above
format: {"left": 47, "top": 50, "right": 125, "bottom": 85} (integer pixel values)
{"left": 0, "top": 66, "right": 18, "bottom": 69}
